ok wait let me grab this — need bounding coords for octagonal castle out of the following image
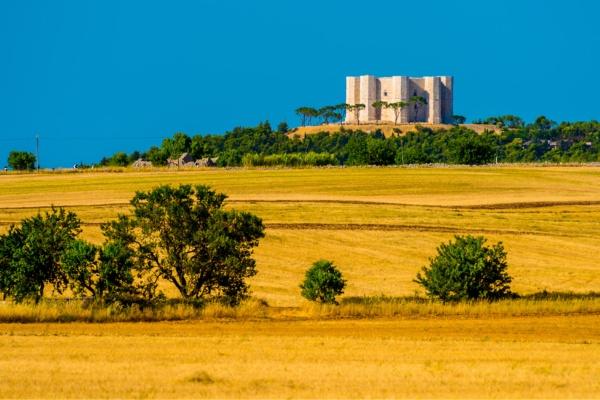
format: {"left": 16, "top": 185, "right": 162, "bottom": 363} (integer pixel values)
{"left": 345, "top": 75, "right": 453, "bottom": 124}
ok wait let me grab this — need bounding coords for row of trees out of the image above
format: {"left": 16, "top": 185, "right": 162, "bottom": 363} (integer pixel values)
{"left": 0, "top": 185, "right": 264, "bottom": 306}
{"left": 295, "top": 96, "right": 429, "bottom": 126}
{"left": 241, "top": 152, "right": 338, "bottom": 167}
{"left": 99, "top": 117, "right": 600, "bottom": 167}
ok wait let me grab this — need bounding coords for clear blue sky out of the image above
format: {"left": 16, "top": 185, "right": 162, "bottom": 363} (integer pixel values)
{"left": 1, "top": 0, "right": 599, "bottom": 167}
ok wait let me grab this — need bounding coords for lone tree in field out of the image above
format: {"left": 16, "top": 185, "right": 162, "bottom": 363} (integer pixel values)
{"left": 300, "top": 260, "right": 346, "bottom": 304}
{"left": 7, "top": 151, "right": 36, "bottom": 171}
{"left": 0, "top": 208, "right": 81, "bottom": 302}
{"left": 102, "top": 184, "right": 265, "bottom": 305}
{"left": 414, "top": 235, "right": 512, "bottom": 302}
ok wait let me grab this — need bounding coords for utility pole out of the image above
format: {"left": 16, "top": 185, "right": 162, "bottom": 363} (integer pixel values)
{"left": 35, "top": 134, "right": 39, "bottom": 171}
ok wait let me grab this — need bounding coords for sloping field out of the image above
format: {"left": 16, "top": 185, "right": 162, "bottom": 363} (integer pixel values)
{"left": 1, "top": 166, "right": 599, "bottom": 306}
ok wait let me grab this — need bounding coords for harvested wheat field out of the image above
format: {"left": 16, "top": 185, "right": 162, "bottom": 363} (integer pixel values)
{"left": 1, "top": 166, "right": 600, "bottom": 398}
{"left": 1, "top": 166, "right": 599, "bottom": 305}
{"left": 1, "top": 316, "right": 599, "bottom": 398}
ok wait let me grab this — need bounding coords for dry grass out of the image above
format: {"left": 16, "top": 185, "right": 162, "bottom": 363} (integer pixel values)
{"left": 1, "top": 296, "right": 598, "bottom": 323}
{"left": 307, "top": 296, "right": 600, "bottom": 319}
{"left": 289, "top": 122, "right": 501, "bottom": 138}
{"left": 1, "top": 316, "right": 599, "bottom": 398}
{"left": 0, "top": 299, "right": 269, "bottom": 323}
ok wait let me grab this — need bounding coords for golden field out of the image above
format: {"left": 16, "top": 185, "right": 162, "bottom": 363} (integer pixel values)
{"left": 1, "top": 316, "right": 599, "bottom": 398}
{"left": 1, "top": 166, "right": 600, "bottom": 398}
{"left": 1, "top": 166, "right": 599, "bottom": 306}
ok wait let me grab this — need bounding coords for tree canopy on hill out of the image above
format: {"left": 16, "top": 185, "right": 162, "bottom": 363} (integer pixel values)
{"left": 99, "top": 117, "right": 600, "bottom": 167}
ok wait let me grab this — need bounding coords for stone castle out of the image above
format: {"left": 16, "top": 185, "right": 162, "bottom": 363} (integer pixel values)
{"left": 345, "top": 75, "right": 453, "bottom": 124}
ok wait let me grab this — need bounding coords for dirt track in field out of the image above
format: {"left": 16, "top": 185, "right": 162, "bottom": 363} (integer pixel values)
{"left": 1, "top": 199, "right": 600, "bottom": 210}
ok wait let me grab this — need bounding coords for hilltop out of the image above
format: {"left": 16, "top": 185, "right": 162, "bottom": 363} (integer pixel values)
{"left": 288, "top": 123, "right": 501, "bottom": 138}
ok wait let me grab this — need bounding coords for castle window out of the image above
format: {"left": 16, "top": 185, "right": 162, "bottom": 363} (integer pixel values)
{"left": 383, "top": 91, "right": 388, "bottom": 96}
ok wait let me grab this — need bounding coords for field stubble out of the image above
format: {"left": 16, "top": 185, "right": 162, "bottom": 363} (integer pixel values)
{"left": 1, "top": 166, "right": 600, "bottom": 398}
{"left": 0, "top": 316, "right": 599, "bottom": 398}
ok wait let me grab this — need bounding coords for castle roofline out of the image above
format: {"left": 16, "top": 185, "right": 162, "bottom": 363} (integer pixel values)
{"left": 348, "top": 75, "right": 452, "bottom": 79}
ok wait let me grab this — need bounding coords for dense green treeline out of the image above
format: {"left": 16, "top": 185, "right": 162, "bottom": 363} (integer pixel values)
{"left": 100, "top": 117, "right": 600, "bottom": 167}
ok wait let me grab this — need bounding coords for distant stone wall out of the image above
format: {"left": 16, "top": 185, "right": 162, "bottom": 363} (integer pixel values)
{"left": 345, "top": 75, "right": 454, "bottom": 124}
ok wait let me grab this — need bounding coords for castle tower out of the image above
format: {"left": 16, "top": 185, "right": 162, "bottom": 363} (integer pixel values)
{"left": 424, "top": 76, "right": 441, "bottom": 124}
{"left": 440, "top": 76, "right": 453, "bottom": 124}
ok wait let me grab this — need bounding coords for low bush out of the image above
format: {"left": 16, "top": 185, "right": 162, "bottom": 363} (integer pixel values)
{"left": 300, "top": 260, "right": 346, "bottom": 304}
{"left": 414, "top": 235, "right": 512, "bottom": 301}
{"left": 241, "top": 152, "right": 338, "bottom": 167}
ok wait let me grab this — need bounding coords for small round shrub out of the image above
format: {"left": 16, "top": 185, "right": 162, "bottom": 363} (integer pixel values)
{"left": 414, "top": 235, "right": 512, "bottom": 301}
{"left": 300, "top": 260, "right": 346, "bottom": 304}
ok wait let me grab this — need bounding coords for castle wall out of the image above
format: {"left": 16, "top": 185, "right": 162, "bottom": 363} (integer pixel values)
{"left": 378, "top": 77, "right": 394, "bottom": 121}
{"left": 425, "top": 76, "right": 441, "bottom": 124}
{"left": 345, "top": 77, "right": 360, "bottom": 123}
{"left": 441, "top": 76, "right": 453, "bottom": 123}
{"left": 345, "top": 74, "right": 453, "bottom": 124}
{"left": 408, "top": 78, "right": 427, "bottom": 122}
{"left": 359, "top": 75, "right": 376, "bottom": 123}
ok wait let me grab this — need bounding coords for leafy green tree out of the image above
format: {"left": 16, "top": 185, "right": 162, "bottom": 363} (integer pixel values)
{"left": 102, "top": 185, "right": 265, "bottom": 305}
{"left": 367, "top": 136, "right": 396, "bottom": 165}
{"left": 446, "top": 134, "right": 496, "bottom": 165}
{"left": 103, "top": 151, "right": 128, "bottom": 166}
{"left": 415, "top": 235, "right": 512, "bottom": 301}
{"left": 532, "top": 116, "right": 556, "bottom": 131}
{"left": 217, "top": 149, "right": 243, "bottom": 166}
{"left": 300, "top": 260, "right": 346, "bottom": 304}
{"left": 387, "top": 101, "right": 408, "bottom": 125}
{"left": 277, "top": 122, "right": 289, "bottom": 133}
{"left": 0, "top": 208, "right": 81, "bottom": 302}
{"left": 345, "top": 134, "right": 369, "bottom": 165}
{"left": 60, "top": 237, "right": 157, "bottom": 304}
{"left": 7, "top": 151, "right": 36, "bottom": 171}
{"left": 98, "top": 241, "right": 151, "bottom": 303}
{"left": 0, "top": 230, "right": 20, "bottom": 299}
{"left": 60, "top": 240, "right": 99, "bottom": 298}
{"left": 371, "top": 101, "right": 388, "bottom": 125}
{"left": 145, "top": 146, "right": 168, "bottom": 166}
{"left": 127, "top": 151, "right": 142, "bottom": 164}
{"left": 162, "top": 132, "right": 191, "bottom": 159}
